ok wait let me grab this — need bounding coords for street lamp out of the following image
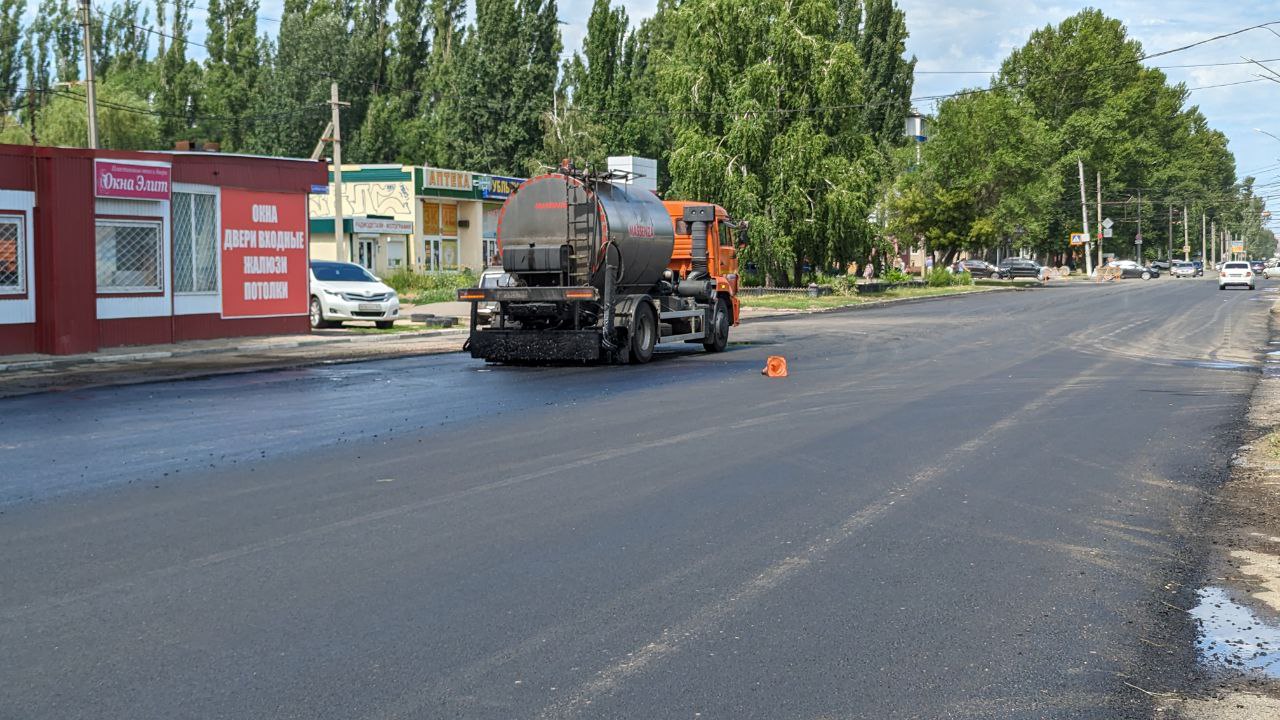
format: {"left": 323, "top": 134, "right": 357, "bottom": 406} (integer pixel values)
{"left": 1254, "top": 128, "right": 1280, "bottom": 144}
{"left": 904, "top": 110, "right": 928, "bottom": 276}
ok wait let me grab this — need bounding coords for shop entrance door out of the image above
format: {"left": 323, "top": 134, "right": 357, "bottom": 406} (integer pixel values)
{"left": 355, "top": 237, "right": 376, "bottom": 270}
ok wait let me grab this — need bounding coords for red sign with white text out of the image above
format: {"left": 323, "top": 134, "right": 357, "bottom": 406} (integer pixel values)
{"left": 220, "top": 189, "right": 309, "bottom": 318}
{"left": 94, "top": 160, "right": 171, "bottom": 200}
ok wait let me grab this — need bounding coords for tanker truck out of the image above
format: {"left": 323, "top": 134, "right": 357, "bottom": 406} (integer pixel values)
{"left": 457, "top": 164, "right": 747, "bottom": 363}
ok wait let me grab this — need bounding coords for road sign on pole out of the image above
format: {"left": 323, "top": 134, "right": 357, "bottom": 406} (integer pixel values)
{"left": 1070, "top": 232, "right": 1087, "bottom": 245}
{"left": 1103, "top": 228, "right": 1113, "bottom": 238}
{"left": 1101, "top": 217, "right": 1114, "bottom": 230}
{"left": 1135, "top": 232, "right": 1143, "bottom": 245}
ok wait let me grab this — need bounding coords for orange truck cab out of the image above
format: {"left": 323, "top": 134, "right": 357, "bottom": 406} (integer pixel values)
{"left": 663, "top": 201, "right": 744, "bottom": 327}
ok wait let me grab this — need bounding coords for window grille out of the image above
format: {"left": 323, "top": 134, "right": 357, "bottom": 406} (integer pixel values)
{"left": 96, "top": 219, "right": 163, "bottom": 293}
{"left": 0, "top": 216, "right": 24, "bottom": 294}
{"left": 173, "top": 192, "right": 218, "bottom": 293}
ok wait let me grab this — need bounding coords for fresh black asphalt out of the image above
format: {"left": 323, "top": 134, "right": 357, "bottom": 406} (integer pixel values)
{"left": 0, "top": 278, "right": 1270, "bottom": 719}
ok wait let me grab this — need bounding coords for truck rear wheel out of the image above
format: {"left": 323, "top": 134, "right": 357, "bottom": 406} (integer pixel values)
{"left": 704, "top": 297, "right": 729, "bottom": 353}
{"left": 629, "top": 302, "right": 657, "bottom": 364}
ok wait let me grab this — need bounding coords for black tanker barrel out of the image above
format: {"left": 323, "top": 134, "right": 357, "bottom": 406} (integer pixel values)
{"left": 498, "top": 174, "right": 676, "bottom": 289}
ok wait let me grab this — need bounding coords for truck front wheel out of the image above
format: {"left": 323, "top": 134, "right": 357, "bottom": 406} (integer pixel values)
{"left": 703, "top": 297, "right": 729, "bottom": 353}
{"left": 629, "top": 302, "right": 657, "bottom": 364}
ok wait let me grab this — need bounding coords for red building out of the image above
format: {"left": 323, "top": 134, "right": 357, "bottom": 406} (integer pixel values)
{"left": 0, "top": 144, "right": 326, "bottom": 356}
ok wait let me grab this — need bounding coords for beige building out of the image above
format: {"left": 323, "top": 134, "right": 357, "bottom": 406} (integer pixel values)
{"left": 309, "top": 164, "right": 523, "bottom": 275}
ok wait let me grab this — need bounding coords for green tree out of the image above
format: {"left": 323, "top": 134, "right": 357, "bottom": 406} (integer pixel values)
{"left": 890, "top": 92, "right": 1060, "bottom": 263}
{"left": 203, "top": 0, "right": 260, "bottom": 150}
{"left": 154, "top": 0, "right": 204, "bottom": 145}
{"left": 0, "top": 0, "right": 22, "bottom": 110}
{"left": 446, "top": 0, "right": 559, "bottom": 174}
{"left": 857, "top": 0, "right": 915, "bottom": 147}
{"left": 36, "top": 81, "right": 160, "bottom": 149}
{"left": 661, "top": 0, "right": 879, "bottom": 285}
{"left": 419, "top": 0, "right": 466, "bottom": 167}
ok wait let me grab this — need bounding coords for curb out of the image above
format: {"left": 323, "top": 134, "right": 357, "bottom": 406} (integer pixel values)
{"left": 0, "top": 329, "right": 468, "bottom": 374}
{"left": 739, "top": 285, "right": 1027, "bottom": 322}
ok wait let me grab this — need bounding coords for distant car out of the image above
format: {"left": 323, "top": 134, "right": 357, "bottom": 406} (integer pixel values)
{"left": 1263, "top": 265, "right": 1280, "bottom": 280}
{"left": 1250, "top": 260, "right": 1266, "bottom": 274}
{"left": 474, "top": 266, "right": 514, "bottom": 324}
{"left": 1106, "top": 259, "right": 1158, "bottom": 279}
{"left": 959, "top": 259, "right": 1002, "bottom": 278}
{"left": 1192, "top": 260, "right": 1204, "bottom": 275}
{"left": 1151, "top": 260, "right": 1172, "bottom": 271}
{"left": 1219, "top": 261, "right": 1256, "bottom": 290}
{"left": 309, "top": 260, "right": 401, "bottom": 329}
{"left": 1170, "top": 261, "right": 1197, "bottom": 278}
{"left": 997, "top": 257, "right": 1043, "bottom": 279}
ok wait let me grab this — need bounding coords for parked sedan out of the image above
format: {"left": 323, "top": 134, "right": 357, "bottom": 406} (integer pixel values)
{"left": 997, "top": 257, "right": 1043, "bottom": 279}
{"left": 1219, "top": 261, "right": 1256, "bottom": 290}
{"left": 1250, "top": 259, "right": 1266, "bottom": 275}
{"left": 1106, "top": 259, "right": 1158, "bottom": 279}
{"left": 1151, "top": 259, "right": 1172, "bottom": 271}
{"left": 1170, "top": 261, "right": 1197, "bottom": 278}
{"left": 309, "top": 261, "right": 401, "bottom": 329}
{"left": 1263, "top": 264, "right": 1280, "bottom": 280}
{"left": 958, "top": 259, "right": 1002, "bottom": 278}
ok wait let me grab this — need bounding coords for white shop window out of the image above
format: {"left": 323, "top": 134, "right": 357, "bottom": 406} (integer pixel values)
{"left": 96, "top": 218, "right": 164, "bottom": 293}
{"left": 0, "top": 215, "right": 25, "bottom": 295}
{"left": 172, "top": 192, "right": 218, "bottom": 293}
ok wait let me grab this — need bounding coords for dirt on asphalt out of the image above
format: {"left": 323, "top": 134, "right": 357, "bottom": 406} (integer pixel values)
{"left": 1158, "top": 310, "right": 1280, "bottom": 719}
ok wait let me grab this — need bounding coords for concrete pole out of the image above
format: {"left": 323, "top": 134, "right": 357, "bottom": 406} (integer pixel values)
{"left": 329, "top": 82, "right": 347, "bottom": 263}
{"left": 1211, "top": 220, "right": 1216, "bottom": 267}
{"left": 80, "top": 0, "right": 98, "bottom": 149}
{"left": 1201, "top": 212, "right": 1206, "bottom": 268}
{"left": 1167, "top": 204, "right": 1173, "bottom": 263}
{"left": 1078, "top": 159, "right": 1092, "bottom": 274}
{"left": 1184, "top": 205, "right": 1189, "bottom": 262}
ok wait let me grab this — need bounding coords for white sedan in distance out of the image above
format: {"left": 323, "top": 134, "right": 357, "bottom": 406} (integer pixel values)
{"left": 1219, "top": 261, "right": 1256, "bottom": 291}
{"left": 309, "top": 261, "right": 401, "bottom": 329}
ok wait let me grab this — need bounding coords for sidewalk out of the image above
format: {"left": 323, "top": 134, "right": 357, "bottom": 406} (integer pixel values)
{"left": 0, "top": 326, "right": 468, "bottom": 398}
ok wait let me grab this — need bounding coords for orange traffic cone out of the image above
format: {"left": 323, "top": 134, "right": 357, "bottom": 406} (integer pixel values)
{"left": 762, "top": 355, "right": 788, "bottom": 377}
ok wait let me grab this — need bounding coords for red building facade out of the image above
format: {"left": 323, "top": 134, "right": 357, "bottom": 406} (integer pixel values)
{"left": 0, "top": 145, "right": 326, "bottom": 356}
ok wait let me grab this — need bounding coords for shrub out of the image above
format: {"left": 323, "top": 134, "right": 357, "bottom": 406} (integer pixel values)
{"left": 384, "top": 269, "right": 477, "bottom": 304}
{"left": 882, "top": 267, "right": 911, "bottom": 284}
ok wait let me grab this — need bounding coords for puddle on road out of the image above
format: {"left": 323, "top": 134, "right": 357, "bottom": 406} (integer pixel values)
{"left": 1191, "top": 586, "right": 1280, "bottom": 678}
{"left": 1174, "top": 360, "right": 1260, "bottom": 373}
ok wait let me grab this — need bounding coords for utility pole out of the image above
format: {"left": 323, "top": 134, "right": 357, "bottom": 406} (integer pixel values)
{"left": 1183, "top": 205, "right": 1189, "bottom": 262}
{"left": 1167, "top": 204, "right": 1173, "bottom": 263}
{"left": 1211, "top": 220, "right": 1216, "bottom": 267}
{"left": 1090, "top": 169, "right": 1100, "bottom": 276}
{"left": 1136, "top": 190, "right": 1142, "bottom": 264}
{"left": 1200, "top": 211, "right": 1205, "bottom": 267}
{"left": 79, "top": 0, "right": 98, "bottom": 149}
{"left": 327, "top": 82, "right": 350, "bottom": 263}
{"left": 1078, "top": 159, "right": 1092, "bottom": 274}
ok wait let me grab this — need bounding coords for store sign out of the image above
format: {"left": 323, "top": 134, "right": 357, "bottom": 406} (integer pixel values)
{"left": 220, "top": 189, "right": 309, "bottom": 318}
{"left": 94, "top": 160, "right": 171, "bottom": 200}
{"left": 481, "top": 175, "right": 523, "bottom": 200}
{"left": 352, "top": 217, "right": 414, "bottom": 235}
{"left": 423, "top": 167, "right": 473, "bottom": 191}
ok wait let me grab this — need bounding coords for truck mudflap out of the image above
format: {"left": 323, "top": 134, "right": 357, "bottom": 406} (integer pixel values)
{"left": 468, "top": 328, "right": 602, "bottom": 363}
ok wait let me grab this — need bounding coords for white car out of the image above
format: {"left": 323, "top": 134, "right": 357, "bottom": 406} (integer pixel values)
{"left": 1264, "top": 265, "right": 1280, "bottom": 280}
{"left": 309, "top": 260, "right": 401, "bottom": 328}
{"left": 1170, "top": 261, "right": 1197, "bottom": 278}
{"left": 1219, "top": 261, "right": 1256, "bottom": 290}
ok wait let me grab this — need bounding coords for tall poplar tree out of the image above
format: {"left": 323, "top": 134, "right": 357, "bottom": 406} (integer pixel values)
{"left": 204, "top": 0, "right": 260, "bottom": 150}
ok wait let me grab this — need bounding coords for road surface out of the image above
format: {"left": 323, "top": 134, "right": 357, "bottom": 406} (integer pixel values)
{"left": 0, "top": 278, "right": 1270, "bottom": 719}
